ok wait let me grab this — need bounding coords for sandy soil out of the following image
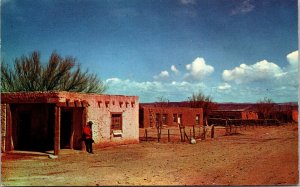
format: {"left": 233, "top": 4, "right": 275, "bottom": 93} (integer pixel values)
{"left": 1, "top": 124, "right": 298, "bottom": 186}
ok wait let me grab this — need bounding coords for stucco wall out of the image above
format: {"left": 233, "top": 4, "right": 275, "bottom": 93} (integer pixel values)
{"left": 56, "top": 93, "right": 139, "bottom": 146}
{"left": 86, "top": 95, "right": 139, "bottom": 145}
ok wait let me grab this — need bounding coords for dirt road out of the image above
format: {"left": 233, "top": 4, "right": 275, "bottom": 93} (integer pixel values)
{"left": 1, "top": 124, "right": 298, "bottom": 186}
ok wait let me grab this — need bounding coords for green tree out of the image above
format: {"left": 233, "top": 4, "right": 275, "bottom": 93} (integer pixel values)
{"left": 1, "top": 51, "right": 107, "bottom": 93}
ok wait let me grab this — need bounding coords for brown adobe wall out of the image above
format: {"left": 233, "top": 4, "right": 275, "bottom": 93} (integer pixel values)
{"left": 248, "top": 111, "right": 259, "bottom": 119}
{"left": 292, "top": 110, "right": 298, "bottom": 123}
{"left": 241, "top": 111, "right": 258, "bottom": 120}
{"left": 140, "top": 106, "right": 203, "bottom": 128}
{"left": 210, "top": 111, "right": 258, "bottom": 120}
{"left": 209, "top": 111, "right": 243, "bottom": 119}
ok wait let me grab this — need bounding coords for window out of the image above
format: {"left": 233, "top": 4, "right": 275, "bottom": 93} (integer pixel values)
{"left": 149, "top": 113, "right": 154, "bottom": 127}
{"left": 196, "top": 114, "right": 200, "bottom": 124}
{"left": 111, "top": 113, "right": 122, "bottom": 130}
{"left": 229, "top": 116, "right": 235, "bottom": 119}
{"left": 162, "top": 114, "right": 167, "bottom": 125}
{"left": 178, "top": 114, "right": 182, "bottom": 124}
{"left": 173, "top": 114, "right": 177, "bottom": 122}
{"left": 155, "top": 113, "right": 161, "bottom": 125}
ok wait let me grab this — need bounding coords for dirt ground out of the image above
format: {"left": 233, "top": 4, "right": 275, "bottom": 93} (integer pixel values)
{"left": 1, "top": 124, "right": 298, "bottom": 186}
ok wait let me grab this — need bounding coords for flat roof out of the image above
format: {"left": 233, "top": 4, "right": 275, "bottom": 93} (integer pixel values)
{"left": 1, "top": 91, "right": 138, "bottom": 104}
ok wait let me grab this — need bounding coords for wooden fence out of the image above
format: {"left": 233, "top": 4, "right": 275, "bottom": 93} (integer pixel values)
{"left": 139, "top": 118, "right": 281, "bottom": 143}
{"left": 139, "top": 125, "right": 219, "bottom": 143}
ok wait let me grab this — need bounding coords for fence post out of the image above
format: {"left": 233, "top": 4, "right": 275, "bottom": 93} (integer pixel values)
{"left": 211, "top": 125, "right": 215, "bottom": 138}
{"left": 183, "top": 127, "right": 186, "bottom": 142}
{"left": 157, "top": 127, "right": 160, "bottom": 143}
{"left": 193, "top": 125, "right": 195, "bottom": 139}
{"left": 225, "top": 119, "right": 228, "bottom": 135}
{"left": 179, "top": 125, "right": 183, "bottom": 142}
{"left": 145, "top": 129, "right": 148, "bottom": 142}
{"left": 203, "top": 125, "right": 206, "bottom": 140}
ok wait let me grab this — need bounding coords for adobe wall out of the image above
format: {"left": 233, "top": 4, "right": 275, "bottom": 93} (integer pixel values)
{"left": 140, "top": 106, "right": 203, "bottom": 128}
{"left": 209, "top": 111, "right": 242, "bottom": 119}
{"left": 1, "top": 92, "right": 139, "bottom": 149}
{"left": 57, "top": 93, "right": 139, "bottom": 146}
{"left": 292, "top": 110, "right": 298, "bottom": 123}
{"left": 1, "top": 104, "right": 6, "bottom": 152}
{"left": 241, "top": 111, "right": 258, "bottom": 120}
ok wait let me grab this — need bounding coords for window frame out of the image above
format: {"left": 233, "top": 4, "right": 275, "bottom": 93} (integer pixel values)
{"left": 196, "top": 114, "right": 200, "bottom": 125}
{"left": 111, "top": 112, "right": 123, "bottom": 131}
{"left": 162, "top": 113, "right": 168, "bottom": 125}
{"left": 173, "top": 114, "right": 177, "bottom": 123}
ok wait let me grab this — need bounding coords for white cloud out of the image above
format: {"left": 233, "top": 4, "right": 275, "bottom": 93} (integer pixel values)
{"left": 287, "top": 50, "right": 298, "bottom": 68}
{"left": 185, "top": 57, "right": 214, "bottom": 81}
{"left": 230, "top": 0, "right": 255, "bottom": 15}
{"left": 160, "top": 71, "right": 169, "bottom": 77}
{"left": 222, "top": 60, "right": 285, "bottom": 84}
{"left": 153, "top": 70, "right": 169, "bottom": 80}
{"left": 106, "top": 77, "right": 122, "bottom": 83}
{"left": 218, "top": 82, "right": 231, "bottom": 90}
{"left": 105, "top": 51, "right": 298, "bottom": 103}
{"left": 105, "top": 78, "right": 207, "bottom": 102}
{"left": 171, "top": 65, "right": 179, "bottom": 74}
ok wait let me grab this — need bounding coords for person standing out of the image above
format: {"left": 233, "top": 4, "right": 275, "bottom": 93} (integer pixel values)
{"left": 83, "top": 121, "right": 94, "bottom": 154}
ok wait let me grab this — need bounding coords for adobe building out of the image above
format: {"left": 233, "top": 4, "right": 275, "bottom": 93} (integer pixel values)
{"left": 208, "top": 102, "right": 299, "bottom": 124}
{"left": 292, "top": 110, "right": 298, "bottom": 123}
{"left": 1, "top": 91, "right": 139, "bottom": 155}
{"left": 208, "top": 109, "right": 258, "bottom": 120}
{"left": 139, "top": 104, "right": 203, "bottom": 128}
{"left": 270, "top": 103, "right": 298, "bottom": 123}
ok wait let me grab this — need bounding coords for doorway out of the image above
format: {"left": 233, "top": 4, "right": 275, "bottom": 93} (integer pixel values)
{"left": 60, "top": 110, "right": 72, "bottom": 148}
{"left": 11, "top": 104, "right": 55, "bottom": 152}
{"left": 15, "top": 111, "right": 31, "bottom": 150}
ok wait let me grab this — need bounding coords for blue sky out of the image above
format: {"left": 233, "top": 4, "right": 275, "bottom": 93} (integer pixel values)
{"left": 1, "top": 0, "right": 298, "bottom": 103}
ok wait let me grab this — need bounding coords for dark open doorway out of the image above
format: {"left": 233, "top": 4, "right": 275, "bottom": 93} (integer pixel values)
{"left": 10, "top": 104, "right": 83, "bottom": 153}
{"left": 12, "top": 104, "right": 54, "bottom": 152}
{"left": 15, "top": 111, "right": 31, "bottom": 150}
{"left": 60, "top": 110, "right": 72, "bottom": 149}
